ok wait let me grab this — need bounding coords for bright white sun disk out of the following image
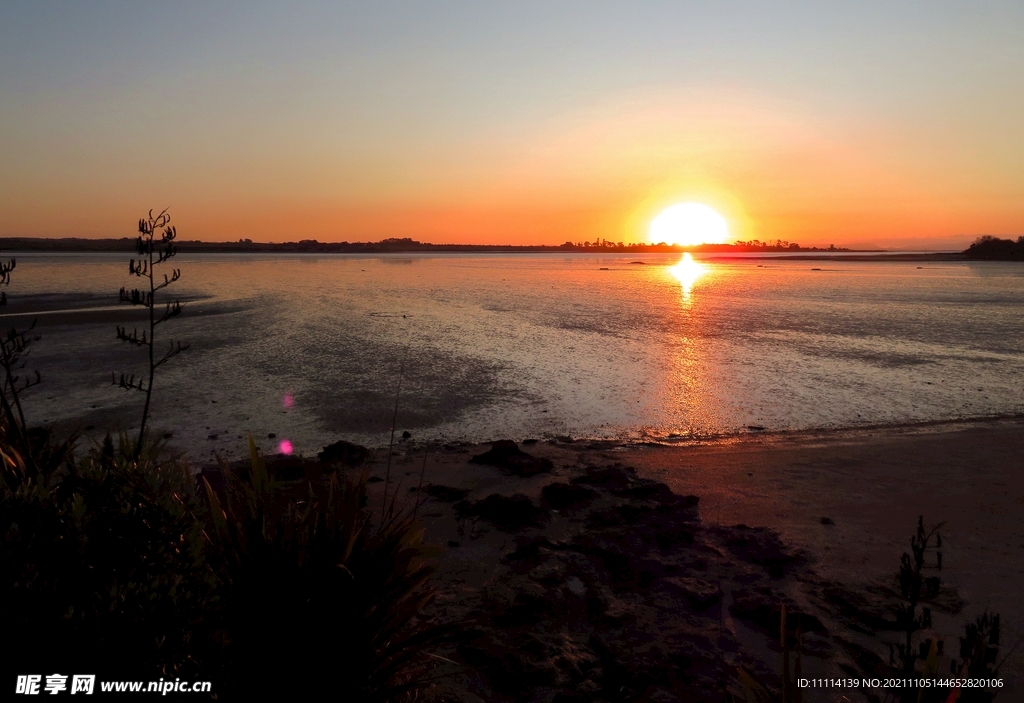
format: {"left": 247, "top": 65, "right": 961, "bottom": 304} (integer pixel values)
{"left": 650, "top": 203, "right": 729, "bottom": 246}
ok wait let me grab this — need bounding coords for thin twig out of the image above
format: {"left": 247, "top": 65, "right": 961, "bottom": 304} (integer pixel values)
{"left": 413, "top": 448, "right": 429, "bottom": 520}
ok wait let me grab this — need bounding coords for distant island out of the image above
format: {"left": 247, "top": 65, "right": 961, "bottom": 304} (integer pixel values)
{"left": 963, "top": 235, "right": 1024, "bottom": 260}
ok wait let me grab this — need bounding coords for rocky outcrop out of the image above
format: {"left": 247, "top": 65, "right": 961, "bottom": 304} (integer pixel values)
{"left": 437, "top": 464, "right": 816, "bottom": 702}
{"left": 470, "top": 440, "right": 554, "bottom": 477}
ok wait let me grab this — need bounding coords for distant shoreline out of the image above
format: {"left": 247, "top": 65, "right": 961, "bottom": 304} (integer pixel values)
{"left": 0, "top": 236, "right": 980, "bottom": 261}
{"left": 0, "top": 236, "right": 855, "bottom": 254}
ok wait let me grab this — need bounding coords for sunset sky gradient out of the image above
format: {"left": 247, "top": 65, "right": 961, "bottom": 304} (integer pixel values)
{"left": 2, "top": 2, "right": 1022, "bottom": 248}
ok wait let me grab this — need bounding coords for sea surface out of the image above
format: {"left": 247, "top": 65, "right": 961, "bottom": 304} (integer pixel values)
{"left": 3, "top": 252, "right": 1023, "bottom": 460}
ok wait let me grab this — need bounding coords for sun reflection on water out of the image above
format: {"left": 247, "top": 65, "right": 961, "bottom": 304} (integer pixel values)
{"left": 669, "top": 253, "right": 707, "bottom": 297}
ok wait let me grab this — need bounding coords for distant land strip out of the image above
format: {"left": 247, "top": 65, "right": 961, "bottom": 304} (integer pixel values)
{"left": 0, "top": 235, "right": 1020, "bottom": 259}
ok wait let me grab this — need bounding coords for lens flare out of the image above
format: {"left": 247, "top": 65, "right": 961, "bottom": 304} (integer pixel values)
{"left": 279, "top": 439, "right": 293, "bottom": 455}
{"left": 282, "top": 393, "right": 295, "bottom": 408}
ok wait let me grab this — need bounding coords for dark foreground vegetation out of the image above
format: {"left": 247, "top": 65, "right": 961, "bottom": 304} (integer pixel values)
{"left": 1, "top": 427, "right": 445, "bottom": 699}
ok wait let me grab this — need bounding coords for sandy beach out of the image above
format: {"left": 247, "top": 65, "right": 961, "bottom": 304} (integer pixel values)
{"left": 339, "top": 417, "right": 1024, "bottom": 701}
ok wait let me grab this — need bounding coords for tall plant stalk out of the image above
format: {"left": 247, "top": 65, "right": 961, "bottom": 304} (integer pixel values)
{"left": 0, "top": 255, "right": 42, "bottom": 464}
{"left": 115, "top": 208, "right": 189, "bottom": 459}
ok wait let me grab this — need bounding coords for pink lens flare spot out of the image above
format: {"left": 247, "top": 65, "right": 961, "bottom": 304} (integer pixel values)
{"left": 282, "top": 393, "right": 295, "bottom": 408}
{"left": 279, "top": 439, "right": 293, "bottom": 455}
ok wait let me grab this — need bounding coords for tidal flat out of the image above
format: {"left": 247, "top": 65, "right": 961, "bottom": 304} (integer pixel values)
{"left": 5, "top": 252, "right": 1023, "bottom": 464}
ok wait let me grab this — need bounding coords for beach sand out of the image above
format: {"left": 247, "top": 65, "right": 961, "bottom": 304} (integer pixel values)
{"left": 343, "top": 417, "right": 1024, "bottom": 701}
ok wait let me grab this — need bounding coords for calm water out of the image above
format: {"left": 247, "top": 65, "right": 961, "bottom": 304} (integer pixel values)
{"left": 3, "top": 252, "right": 1023, "bottom": 460}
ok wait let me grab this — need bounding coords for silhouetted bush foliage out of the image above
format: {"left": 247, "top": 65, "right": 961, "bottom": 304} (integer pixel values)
{"left": 203, "top": 440, "right": 446, "bottom": 701}
{"left": 1, "top": 429, "right": 213, "bottom": 678}
{"left": 0, "top": 429, "right": 444, "bottom": 699}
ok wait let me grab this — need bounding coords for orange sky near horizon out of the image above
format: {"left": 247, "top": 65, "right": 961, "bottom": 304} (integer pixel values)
{"left": 2, "top": 4, "right": 1023, "bottom": 251}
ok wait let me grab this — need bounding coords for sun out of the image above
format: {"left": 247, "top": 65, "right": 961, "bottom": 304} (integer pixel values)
{"left": 649, "top": 203, "right": 729, "bottom": 246}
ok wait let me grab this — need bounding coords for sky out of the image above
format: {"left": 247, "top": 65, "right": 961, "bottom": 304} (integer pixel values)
{"left": 2, "top": 2, "right": 1023, "bottom": 248}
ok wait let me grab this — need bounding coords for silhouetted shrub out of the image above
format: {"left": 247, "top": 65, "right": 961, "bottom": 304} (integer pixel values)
{"left": 0, "top": 429, "right": 214, "bottom": 678}
{"left": 202, "top": 439, "right": 446, "bottom": 701}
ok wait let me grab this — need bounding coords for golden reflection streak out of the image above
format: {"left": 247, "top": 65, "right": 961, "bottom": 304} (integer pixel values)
{"left": 662, "top": 252, "right": 720, "bottom": 439}
{"left": 668, "top": 252, "right": 707, "bottom": 298}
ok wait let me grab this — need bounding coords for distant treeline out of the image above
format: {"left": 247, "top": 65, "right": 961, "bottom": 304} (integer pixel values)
{"left": 0, "top": 236, "right": 850, "bottom": 254}
{"left": 963, "top": 235, "right": 1024, "bottom": 261}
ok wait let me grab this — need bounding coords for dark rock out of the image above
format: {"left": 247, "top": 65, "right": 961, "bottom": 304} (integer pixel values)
{"left": 654, "top": 576, "right": 720, "bottom": 609}
{"left": 651, "top": 523, "right": 695, "bottom": 550}
{"left": 616, "top": 482, "right": 700, "bottom": 514}
{"left": 820, "top": 583, "right": 900, "bottom": 632}
{"left": 722, "top": 525, "right": 803, "bottom": 578}
{"left": 570, "top": 535, "right": 632, "bottom": 580}
{"left": 456, "top": 629, "right": 558, "bottom": 695}
{"left": 522, "top": 438, "right": 539, "bottom": 445}
{"left": 456, "top": 493, "right": 549, "bottom": 531}
{"left": 615, "top": 481, "right": 674, "bottom": 500}
{"left": 448, "top": 540, "right": 460, "bottom": 548}
{"left": 401, "top": 430, "right": 411, "bottom": 439}
{"left": 542, "top": 482, "right": 597, "bottom": 509}
{"left": 366, "top": 476, "right": 384, "bottom": 483}
{"left": 820, "top": 516, "right": 834, "bottom": 525}
{"left": 571, "top": 464, "right": 636, "bottom": 490}
{"left": 730, "top": 588, "right": 827, "bottom": 639}
{"left": 470, "top": 440, "right": 553, "bottom": 477}
{"left": 505, "top": 535, "right": 558, "bottom": 562}
{"left": 587, "top": 502, "right": 652, "bottom": 527}
{"left": 424, "top": 484, "right": 469, "bottom": 502}
{"left": 493, "top": 586, "right": 554, "bottom": 626}
{"left": 318, "top": 439, "right": 371, "bottom": 466}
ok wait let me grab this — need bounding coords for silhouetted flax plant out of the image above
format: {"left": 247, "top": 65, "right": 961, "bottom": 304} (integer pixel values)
{"left": 0, "top": 253, "right": 43, "bottom": 464}
{"left": 890, "top": 515, "right": 944, "bottom": 681}
{"left": 114, "top": 208, "right": 189, "bottom": 458}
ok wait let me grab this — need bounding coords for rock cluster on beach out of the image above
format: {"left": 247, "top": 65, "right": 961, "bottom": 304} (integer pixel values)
{"left": 413, "top": 443, "right": 835, "bottom": 703}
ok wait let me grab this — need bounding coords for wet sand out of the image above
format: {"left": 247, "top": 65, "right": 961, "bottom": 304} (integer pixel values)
{"left": 631, "top": 418, "right": 1024, "bottom": 618}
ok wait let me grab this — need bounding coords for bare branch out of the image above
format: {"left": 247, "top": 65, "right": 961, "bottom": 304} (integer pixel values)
{"left": 153, "top": 268, "right": 181, "bottom": 293}
{"left": 154, "top": 299, "right": 184, "bottom": 325}
{"left": 119, "top": 286, "right": 153, "bottom": 308}
{"left": 116, "top": 325, "right": 150, "bottom": 347}
{"left": 154, "top": 340, "right": 190, "bottom": 367}
{"left": 113, "top": 371, "right": 149, "bottom": 393}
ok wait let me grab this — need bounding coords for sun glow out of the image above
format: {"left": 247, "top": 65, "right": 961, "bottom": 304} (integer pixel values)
{"left": 669, "top": 253, "right": 706, "bottom": 296}
{"left": 649, "top": 203, "right": 729, "bottom": 246}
